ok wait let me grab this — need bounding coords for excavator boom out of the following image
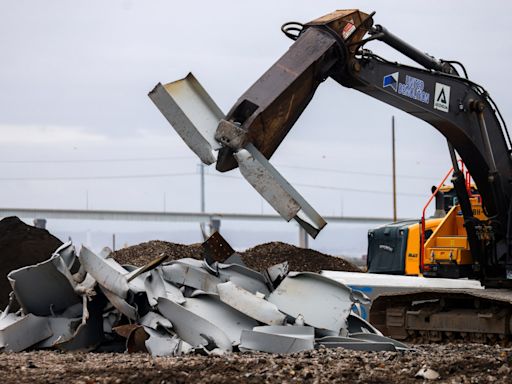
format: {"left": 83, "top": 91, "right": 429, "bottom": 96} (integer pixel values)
{"left": 213, "top": 9, "right": 512, "bottom": 287}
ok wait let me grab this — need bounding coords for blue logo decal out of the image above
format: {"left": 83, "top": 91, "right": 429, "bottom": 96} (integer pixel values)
{"left": 383, "top": 72, "right": 430, "bottom": 104}
{"left": 383, "top": 72, "right": 399, "bottom": 91}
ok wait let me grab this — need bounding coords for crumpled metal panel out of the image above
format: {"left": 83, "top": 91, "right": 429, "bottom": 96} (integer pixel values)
{"left": 217, "top": 282, "right": 286, "bottom": 325}
{"left": 217, "top": 263, "right": 270, "bottom": 296}
{"left": 157, "top": 297, "right": 232, "bottom": 352}
{"left": 36, "top": 317, "right": 81, "bottom": 348}
{"left": 347, "top": 312, "right": 382, "bottom": 335}
{"left": 144, "top": 269, "right": 185, "bottom": 307}
{"left": 239, "top": 329, "right": 314, "bottom": 354}
{"left": 148, "top": 73, "right": 224, "bottom": 165}
{"left": 267, "top": 272, "right": 365, "bottom": 332}
{"left": 52, "top": 241, "right": 78, "bottom": 270}
{"left": 8, "top": 254, "right": 81, "bottom": 316}
{"left": 0, "top": 313, "right": 52, "bottom": 352}
{"left": 140, "top": 311, "right": 173, "bottom": 331}
{"left": 183, "top": 293, "right": 258, "bottom": 345}
{"left": 234, "top": 144, "right": 326, "bottom": 238}
{"left": 264, "top": 262, "right": 289, "bottom": 288}
{"left": 53, "top": 295, "right": 105, "bottom": 351}
{"left": 144, "top": 327, "right": 181, "bottom": 357}
{"left": 100, "top": 286, "right": 138, "bottom": 320}
{"left": 161, "top": 262, "right": 222, "bottom": 294}
{"left": 252, "top": 325, "right": 315, "bottom": 340}
{"left": 79, "top": 246, "right": 129, "bottom": 298}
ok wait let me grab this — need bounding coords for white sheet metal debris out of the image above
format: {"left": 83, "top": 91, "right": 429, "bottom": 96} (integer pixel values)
{"left": 267, "top": 272, "right": 369, "bottom": 333}
{"left": 0, "top": 313, "right": 52, "bottom": 352}
{"left": 157, "top": 297, "right": 232, "bottom": 352}
{"left": 148, "top": 73, "right": 224, "bottom": 165}
{"left": 79, "top": 246, "right": 129, "bottom": 298}
{"left": 0, "top": 232, "right": 408, "bottom": 356}
{"left": 234, "top": 144, "right": 326, "bottom": 238}
{"left": 239, "top": 329, "right": 314, "bottom": 354}
{"left": 217, "top": 282, "right": 286, "bottom": 325}
{"left": 8, "top": 253, "right": 81, "bottom": 316}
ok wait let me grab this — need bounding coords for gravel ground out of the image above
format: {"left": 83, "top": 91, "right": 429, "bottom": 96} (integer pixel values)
{"left": 113, "top": 240, "right": 360, "bottom": 273}
{"left": 0, "top": 344, "right": 510, "bottom": 383}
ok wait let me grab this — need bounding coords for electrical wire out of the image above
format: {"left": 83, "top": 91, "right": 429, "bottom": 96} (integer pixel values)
{"left": 206, "top": 173, "right": 425, "bottom": 197}
{"left": 0, "top": 155, "right": 195, "bottom": 164}
{"left": 0, "top": 172, "right": 197, "bottom": 181}
{"left": 274, "top": 164, "right": 440, "bottom": 181}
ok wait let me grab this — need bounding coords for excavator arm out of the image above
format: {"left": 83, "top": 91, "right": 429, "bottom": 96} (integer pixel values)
{"left": 212, "top": 10, "right": 512, "bottom": 285}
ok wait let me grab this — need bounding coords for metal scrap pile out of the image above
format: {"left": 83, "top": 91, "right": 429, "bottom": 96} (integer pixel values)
{"left": 0, "top": 238, "right": 407, "bottom": 355}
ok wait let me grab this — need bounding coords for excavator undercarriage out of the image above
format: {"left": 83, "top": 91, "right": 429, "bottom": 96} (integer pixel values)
{"left": 371, "top": 289, "right": 512, "bottom": 343}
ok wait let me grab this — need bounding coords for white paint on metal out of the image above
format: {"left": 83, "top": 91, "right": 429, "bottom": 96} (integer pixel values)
{"left": 145, "top": 269, "right": 185, "bottom": 307}
{"left": 252, "top": 325, "right": 315, "bottom": 340}
{"left": 161, "top": 262, "right": 222, "bottom": 294}
{"left": 347, "top": 313, "right": 383, "bottom": 335}
{"left": 0, "top": 314, "right": 52, "bottom": 352}
{"left": 183, "top": 293, "right": 258, "bottom": 345}
{"left": 239, "top": 329, "right": 314, "bottom": 354}
{"left": 79, "top": 246, "right": 129, "bottom": 298}
{"left": 140, "top": 311, "right": 173, "bottom": 331}
{"left": 267, "top": 272, "right": 357, "bottom": 332}
{"left": 8, "top": 254, "right": 81, "bottom": 316}
{"left": 157, "top": 297, "right": 232, "bottom": 352}
{"left": 217, "top": 263, "right": 270, "bottom": 296}
{"left": 321, "top": 271, "right": 483, "bottom": 289}
{"left": 99, "top": 286, "right": 138, "bottom": 320}
{"left": 148, "top": 74, "right": 224, "bottom": 165}
{"left": 143, "top": 327, "right": 180, "bottom": 357}
{"left": 234, "top": 144, "right": 326, "bottom": 238}
{"left": 217, "top": 282, "right": 286, "bottom": 325}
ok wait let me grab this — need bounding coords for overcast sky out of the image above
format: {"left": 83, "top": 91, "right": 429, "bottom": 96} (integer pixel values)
{"left": 0, "top": 1, "right": 510, "bottom": 250}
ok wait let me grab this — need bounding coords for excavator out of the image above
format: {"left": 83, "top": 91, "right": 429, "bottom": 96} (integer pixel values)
{"left": 150, "top": 9, "right": 512, "bottom": 342}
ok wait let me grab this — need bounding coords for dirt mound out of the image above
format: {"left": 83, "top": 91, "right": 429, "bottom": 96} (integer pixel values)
{"left": 113, "top": 239, "right": 360, "bottom": 273}
{"left": 241, "top": 241, "right": 361, "bottom": 273}
{"left": 0, "top": 216, "right": 63, "bottom": 308}
{"left": 113, "top": 240, "right": 203, "bottom": 266}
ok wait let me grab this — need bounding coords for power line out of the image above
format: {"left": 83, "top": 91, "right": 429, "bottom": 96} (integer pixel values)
{"left": 274, "top": 163, "right": 439, "bottom": 181}
{"left": 206, "top": 173, "right": 424, "bottom": 197}
{"left": 0, "top": 155, "right": 195, "bottom": 164}
{"left": 0, "top": 172, "right": 197, "bottom": 181}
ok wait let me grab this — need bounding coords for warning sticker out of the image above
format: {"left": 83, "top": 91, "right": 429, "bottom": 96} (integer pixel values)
{"left": 342, "top": 20, "right": 356, "bottom": 40}
{"left": 434, "top": 83, "right": 450, "bottom": 113}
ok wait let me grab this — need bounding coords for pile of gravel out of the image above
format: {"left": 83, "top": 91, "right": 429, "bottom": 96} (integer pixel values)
{"left": 113, "top": 239, "right": 360, "bottom": 273}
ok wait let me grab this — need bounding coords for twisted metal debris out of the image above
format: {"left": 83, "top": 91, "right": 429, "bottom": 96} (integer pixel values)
{"left": 0, "top": 235, "right": 408, "bottom": 356}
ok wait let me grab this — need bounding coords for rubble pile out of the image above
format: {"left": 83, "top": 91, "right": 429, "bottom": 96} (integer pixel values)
{"left": 113, "top": 240, "right": 360, "bottom": 273}
{"left": 0, "top": 239, "right": 405, "bottom": 356}
{"left": 0, "top": 217, "right": 63, "bottom": 308}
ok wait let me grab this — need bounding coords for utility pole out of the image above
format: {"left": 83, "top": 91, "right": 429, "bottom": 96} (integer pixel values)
{"left": 392, "top": 116, "right": 397, "bottom": 222}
